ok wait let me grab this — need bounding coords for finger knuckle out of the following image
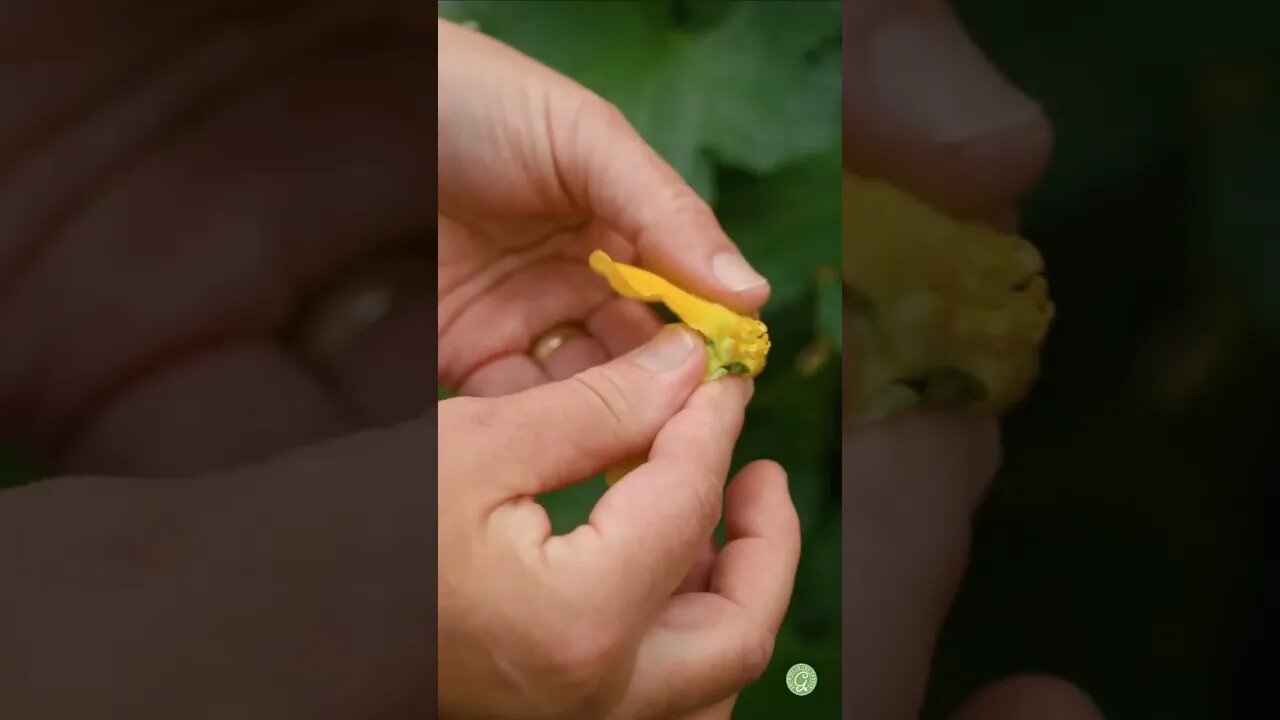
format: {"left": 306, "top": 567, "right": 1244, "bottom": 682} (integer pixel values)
{"left": 689, "top": 468, "right": 725, "bottom": 527}
{"left": 655, "top": 185, "right": 715, "bottom": 231}
{"left": 570, "top": 371, "right": 635, "bottom": 437}
{"left": 634, "top": 185, "right": 717, "bottom": 255}
{"left": 734, "top": 627, "right": 776, "bottom": 686}
{"left": 668, "top": 184, "right": 714, "bottom": 217}
{"left": 592, "top": 97, "right": 630, "bottom": 130}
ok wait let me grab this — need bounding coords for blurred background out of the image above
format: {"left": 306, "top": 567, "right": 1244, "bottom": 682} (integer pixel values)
{"left": 928, "top": 1, "right": 1277, "bottom": 718}
{"left": 436, "top": 1, "right": 844, "bottom": 717}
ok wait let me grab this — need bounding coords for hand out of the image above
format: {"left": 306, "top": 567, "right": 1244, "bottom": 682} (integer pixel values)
{"left": 842, "top": 1, "right": 1103, "bottom": 718}
{"left": 438, "top": 327, "right": 800, "bottom": 719}
{"left": 435, "top": 19, "right": 793, "bottom": 712}
{"left": 436, "top": 18, "right": 770, "bottom": 397}
{"left": 0, "top": 2, "right": 441, "bottom": 475}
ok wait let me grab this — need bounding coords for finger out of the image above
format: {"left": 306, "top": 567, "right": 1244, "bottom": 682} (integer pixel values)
{"left": 585, "top": 297, "right": 665, "bottom": 358}
{"left": 709, "top": 460, "right": 801, "bottom": 636}
{"left": 619, "top": 461, "right": 799, "bottom": 718}
{"left": 554, "top": 98, "right": 770, "bottom": 314}
{"left": 307, "top": 290, "right": 445, "bottom": 426}
{"left": 453, "top": 354, "right": 548, "bottom": 398}
{"left": 537, "top": 334, "right": 610, "bottom": 381}
{"left": 1, "top": 31, "right": 434, "bottom": 453}
{"left": 488, "top": 325, "right": 707, "bottom": 495}
{"left": 438, "top": 259, "right": 611, "bottom": 389}
{"left": 671, "top": 696, "right": 738, "bottom": 720}
{"left": 843, "top": 0, "right": 1053, "bottom": 217}
{"left": 558, "top": 377, "right": 752, "bottom": 608}
{"left": 60, "top": 341, "right": 351, "bottom": 477}
{"left": 949, "top": 676, "right": 1105, "bottom": 720}
{"left": 673, "top": 536, "right": 718, "bottom": 595}
{"left": 842, "top": 410, "right": 1001, "bottom": 719}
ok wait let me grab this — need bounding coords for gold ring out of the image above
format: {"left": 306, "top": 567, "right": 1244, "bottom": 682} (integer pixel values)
{"left": 288, "top": 248, "right": 432, "bottom": 369}
{"left": 529, "top": 323, "right": 588, "bottom": 365}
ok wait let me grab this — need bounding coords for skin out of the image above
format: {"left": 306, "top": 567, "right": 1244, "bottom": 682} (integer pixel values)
{"left": 842, "top": 1, "right": 1104, "bottom": 719}
{"left": 0, "top": 1, "right": 1106, "bottom": 719}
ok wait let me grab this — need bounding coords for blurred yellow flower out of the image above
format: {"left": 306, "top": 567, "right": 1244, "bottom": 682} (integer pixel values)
{"left": 588, "top": 249, "right": 770, "bottom": 484}
{"left": 843, "top": 173, "right": 1054, "bottom": 422}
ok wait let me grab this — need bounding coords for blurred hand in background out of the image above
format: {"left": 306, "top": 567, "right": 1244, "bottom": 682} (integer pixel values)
{"left": 843, "top": 1, "right": 1101, "bottom": 719}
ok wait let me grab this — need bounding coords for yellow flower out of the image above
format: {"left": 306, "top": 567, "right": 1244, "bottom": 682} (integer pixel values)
{"left": 842, "top": 172, "right": 1054, "bottom": 422}
{"left": 588, "top": 249, "right": 770, "bottom": 484}
{"left": 589, "top": 250, "right": 770, "bottom": 381}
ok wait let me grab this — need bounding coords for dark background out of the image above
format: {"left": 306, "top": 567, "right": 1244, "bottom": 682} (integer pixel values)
{"left": 928, "top": 1, "right": 1278, "bottom": 718}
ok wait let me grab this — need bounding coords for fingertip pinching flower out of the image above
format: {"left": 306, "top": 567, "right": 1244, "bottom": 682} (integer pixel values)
{"left": 589, "top": 250, "right": 770, "bottom": 381}
{"left": 588, "top": 250, "right": 770, "bottom": 484}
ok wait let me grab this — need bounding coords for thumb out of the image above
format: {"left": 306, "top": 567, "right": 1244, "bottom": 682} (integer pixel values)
{"left": 843, "top": 0, "right": 1053, "bottom": 217}
{"left": 487, "top": 325, "right": 707, "bottom": 496}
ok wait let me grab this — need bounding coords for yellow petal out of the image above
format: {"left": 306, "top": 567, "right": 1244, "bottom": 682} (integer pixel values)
{"left": 588, "top": 250, "right": 770, "bottom": 379}
{"left": 841, "top": 172, "right": 1053, "bottom": 419}
{"left": 589, "top": 250, "right": 772, "bottom": 487}
{"left": 605, "top": 457, "right": 643, "bottom": 486}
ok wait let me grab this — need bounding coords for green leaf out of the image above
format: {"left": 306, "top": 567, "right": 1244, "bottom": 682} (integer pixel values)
{"left": 539, "top": 476, "right": 607, "bottom": 535}
{"left": 734, "top": 324, "right": 840, "bottom": 536}
{"left": 720, "top": 146, "right": 842, "bottom": 310}
{"left": 671, "top": 0, "right": 736, "bottom": 31}
{"left": 816, "top": 270, "right": 843, "bottom": 351}
{"left": 792, "top": 514, "right": 842, "bottom": 641}
{"left": 690, "top": 1, "right": 841, "bottom": 175}
{"left": 737, "top": 620, "right": 842, "bottom": 718}
{"left": 439, "top": 0, "right": 840, "bottom": 202}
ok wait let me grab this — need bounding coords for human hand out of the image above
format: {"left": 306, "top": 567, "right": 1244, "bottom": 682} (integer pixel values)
{"left": 436, "top": 18, "right": 771, "bottom": 398}
{"left": 0, "top": 1, "right": 442, "bottom": 475}
{"left": 438, "top": 326, "right": 800, "bottom": 719}
{"left": 842, "top": 1, "right": 1102, "bottom": 718}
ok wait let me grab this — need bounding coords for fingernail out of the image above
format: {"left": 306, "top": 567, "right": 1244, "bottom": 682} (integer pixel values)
{"left": 743, "top": 378, "right": 756, "bottom": 407}
{"left": 633, "top": 326, "right": 697, "bottom": 373}
{"left": 712, "top": 251, "right": 769, "bottom": 292}
{"left": 869, "top": 14, "right": 1043, "bottom": 143}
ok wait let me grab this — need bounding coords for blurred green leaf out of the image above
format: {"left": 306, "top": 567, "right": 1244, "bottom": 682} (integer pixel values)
{"left": 440, "top": 0, "right": 840, "bottom": 202}
{"left": 816, "top": 271, "right": 843, "bottom": 351}
{"left": 739, "top": 619, "right": 842, "bottom": 717}
{"left": 690, "top": 1, "right": 841, "bottom": 175}
{"left": 539, "top": 475, "right": 607, "bottom": 535}
{"left": 721, "top": 146, "right": 842, "bottom": 310}
{"left": 792, "top": 514, "right": 842, "bottom": 640}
